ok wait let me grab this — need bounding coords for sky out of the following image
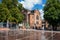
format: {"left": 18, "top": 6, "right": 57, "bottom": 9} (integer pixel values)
{"left": 18, "top": 0, "right": 46, "bottom": 19}
{"left": 0, "top": 0, "right": 1, "bottom": 3}
{"left": 0, "top": 0, "right": 46, "bottom": 19}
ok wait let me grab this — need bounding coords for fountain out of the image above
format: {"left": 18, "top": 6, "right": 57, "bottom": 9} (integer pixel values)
{"left": 41, "top": 26, "right": 47, "bottom": 40}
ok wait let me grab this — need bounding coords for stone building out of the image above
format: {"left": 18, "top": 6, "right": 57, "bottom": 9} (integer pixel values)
{"left": 22, "top": 9, "right": 42, "bottom": 29}
{"left": 29, "top": 10, "right": 42, "bottom": 29}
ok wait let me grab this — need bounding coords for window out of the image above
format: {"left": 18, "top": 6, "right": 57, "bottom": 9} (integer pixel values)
{"left": 42, "top": 21, "right": 46, "bottom": 24}
{"left": 36, "top": 21, "right": 39, "bottom": 24}
{"left": 36, "top": 15, "right": 39, "bottom": 20}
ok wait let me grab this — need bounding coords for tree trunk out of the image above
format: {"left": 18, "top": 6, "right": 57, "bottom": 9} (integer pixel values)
{"left": 52, "top": 25, "right": 57, "bottom": 31}
{"left": 7, "top": 20, "right": 9, "bottom": 28}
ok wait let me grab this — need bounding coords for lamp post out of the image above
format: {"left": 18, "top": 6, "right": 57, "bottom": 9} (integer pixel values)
{"left": 34, "top": 23, "right": 36, "bottom": 29}
{"left": 41, "top": 24, "right": 47, "bottom": 40}
{"left": 7, "top": 20, "right": 9, "bottom": 28}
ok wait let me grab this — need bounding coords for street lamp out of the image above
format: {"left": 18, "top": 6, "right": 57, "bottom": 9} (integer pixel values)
{"left": 34, "top": 23, "right": 36, "bottom": 29}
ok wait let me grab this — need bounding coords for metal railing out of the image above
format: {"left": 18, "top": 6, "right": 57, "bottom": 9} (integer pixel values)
{"left": 0, "top": 29, "right": 60, "bottom": 40}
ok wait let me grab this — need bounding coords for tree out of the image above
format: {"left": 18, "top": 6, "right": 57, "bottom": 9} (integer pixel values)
{"left": 1, "top": 0, "right": 24, "bottom": 23}
{"left": 0, "top": 3, "right": 11, "bottom": 22}
{"left": 10, "top": 7, "right": 24, "bottom": 23}
{"left": 2, "top": 0, "right": 13, "bottom": 9}
{"left": 44, "top": 0, "right": 60, "bottom": 30}
{"left": 18, "top": 3, "right": 23, "bottom": 11}
{"left": 12, "top": 0, "right": 18, "bottom": 7}
{"left": 2, "top": 0, "right": 18, "bottom": 8}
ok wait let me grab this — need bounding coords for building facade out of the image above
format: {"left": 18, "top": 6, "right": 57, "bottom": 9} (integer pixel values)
{"left": 22, "top": 9, "right": 43, "bottom": 29}
{"left": 29, "top": 10, "right": 42, "bottom": 29}
{"left": 21, "top": 9, "right": 51, "bottom": 30}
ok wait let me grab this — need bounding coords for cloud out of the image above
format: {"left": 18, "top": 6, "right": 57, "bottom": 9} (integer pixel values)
{"left": 39, "top": 9, "right": 44, "bottom": 19}
{"left": 42, "top": 4, "right": 45, "bottom": 7}
{"left": 18, "top": 0, "right": 45, "bottom": 19}
{"left": 19, "top": 0, "right": 42, "bottom": 10}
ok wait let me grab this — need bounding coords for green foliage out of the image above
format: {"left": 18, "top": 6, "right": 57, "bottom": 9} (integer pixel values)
{"left": 18, "top": 3, "right": 23, "bottom": 11}
{"left": 10, "top": 7, "right": 24, "bottom": 23}
{"left": 0, "top": 0, "right": 24, "bottom": 23}
{"left": 12, "top": 0, "right": 18, "bottom": 7}
{"left": 2, "top": 0, "right": 18, "bottom": 8}
{"left": 2, "top": 0, "right": 13, "bottom": 9}
{"left": 0, "top": 3, "right": 10, "bottom": 22}
{"left": 44, "top": 0, "right": 60, "bottom": 30}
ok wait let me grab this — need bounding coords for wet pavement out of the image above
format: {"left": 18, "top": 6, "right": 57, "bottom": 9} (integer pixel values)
{"left": 0, "top": 29, "right": 60, "bottom": 40}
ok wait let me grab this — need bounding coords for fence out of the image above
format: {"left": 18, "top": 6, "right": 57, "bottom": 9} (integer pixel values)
{"left": 0, "top": 29, "right": 60, "bottom": 40}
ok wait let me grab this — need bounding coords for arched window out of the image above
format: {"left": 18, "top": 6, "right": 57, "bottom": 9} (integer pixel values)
{"left": 36, "top": 15, "right": 39, "bottom": 20}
